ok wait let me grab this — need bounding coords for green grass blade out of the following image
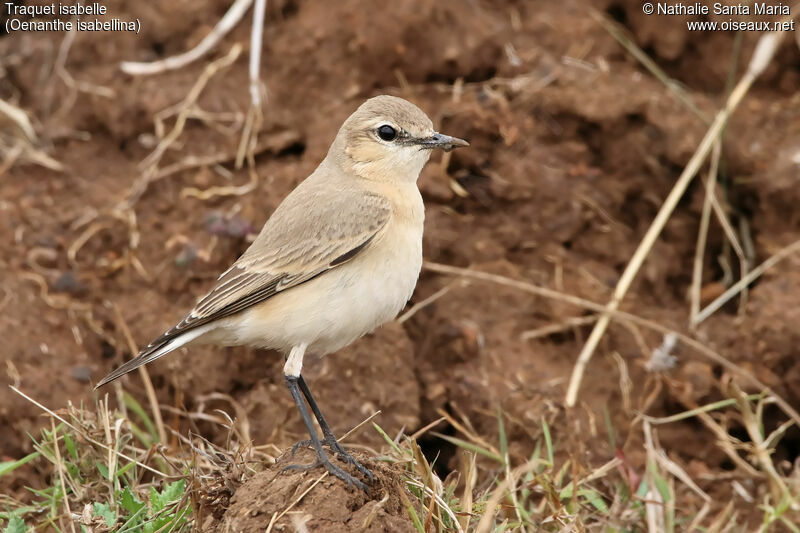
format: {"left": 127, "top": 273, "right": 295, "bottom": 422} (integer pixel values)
{"left": 399, "top": 491, "right": 425, "bottom": 533}
{"left": 603, "top": 405, "right": 616, "bottom": 449}
{"left": 578, "top": 488, "right": 609, "bottom": 514}
{"left": 2, "top": 516, "right": 27, "bottom": 533}
{"left": 122, "top": 392, "right": 158, "bottom": 445}
{"left": 0, "top": 452, "right": 39, "bottom": 478}
{"left": 542, "top": 420, "right": 554, "bottom": 466}
{"left": 497, "top": 407, "right": 508, "bottom": 468}
{"left": 372, "top": 423, "right": 403, "bottom": 455}
{"left": 432, "top": 433, "right": 503, "bottom": 463}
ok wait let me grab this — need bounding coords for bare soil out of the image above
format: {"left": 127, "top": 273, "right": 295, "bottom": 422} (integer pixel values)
{"left": 2, "top": 0, "right": 800, "bottom": 528}
{"left": 199, "top": 448, "right": 414, "bottom": 532}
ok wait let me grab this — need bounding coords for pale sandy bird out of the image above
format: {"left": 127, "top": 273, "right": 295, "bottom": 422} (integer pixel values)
{"left": 96, "top": 95, "right": 468, "bottom": 489}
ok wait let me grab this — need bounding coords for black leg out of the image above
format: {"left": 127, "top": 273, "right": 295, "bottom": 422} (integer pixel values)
{"left": 296, "top": 375, "right": 374, "bottom": 482}
{"left": 284, "top": 376, "right": 368, "bottom": 491}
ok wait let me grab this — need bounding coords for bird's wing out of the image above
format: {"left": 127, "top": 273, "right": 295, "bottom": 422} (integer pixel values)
{"left": 95, "top": 186, "right": 392, "bottom": 387}
{"left": 192, "top": 203, "right": 389, "bottom": 322}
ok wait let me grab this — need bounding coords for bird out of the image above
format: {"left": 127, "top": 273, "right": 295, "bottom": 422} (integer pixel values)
{"left": 95, "top": 95, "right": 469, "bottom": 490}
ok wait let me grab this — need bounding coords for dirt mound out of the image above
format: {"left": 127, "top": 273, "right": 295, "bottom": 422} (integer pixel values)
{"left": 201, "top": 448, "right": 415, "bottom": 533}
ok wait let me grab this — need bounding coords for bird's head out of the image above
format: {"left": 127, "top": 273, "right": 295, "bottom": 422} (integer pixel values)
{"left": 331, "top": 95, "right": 468, "bottom": 183}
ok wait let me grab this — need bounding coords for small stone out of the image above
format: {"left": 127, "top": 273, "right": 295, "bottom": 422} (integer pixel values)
{"left": 679, "top": 361, "right": 714, "bottom": 400}
{"left": 175, "top": 243, "right": 198, "bottom": 268}
{"left": 71, "top": 366, "right": 92, "bottom": 383}
{"left": 51, "top": 271, "right": 86, "bottom": 295}
{"left": 204, "top": 211, "right": 227, "bottom": 236}
{"left": 225, "top": 216, "right": 255, "bottom": 239}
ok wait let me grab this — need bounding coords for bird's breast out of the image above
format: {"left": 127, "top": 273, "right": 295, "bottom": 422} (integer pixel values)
{"left": 287, "top": 221, "right": 423, "bottom": 354}
{"left": 233, "top": 204, "right": 424, "bottom": 355}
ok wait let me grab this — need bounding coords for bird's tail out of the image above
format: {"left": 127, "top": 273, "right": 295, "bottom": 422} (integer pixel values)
{"left": 94, "top": 326, "right": 208, "bottom": 389}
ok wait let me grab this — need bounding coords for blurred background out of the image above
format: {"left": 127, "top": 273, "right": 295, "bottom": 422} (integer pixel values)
{"left": 2, "top": 0, "right": 800, "bottom": 529}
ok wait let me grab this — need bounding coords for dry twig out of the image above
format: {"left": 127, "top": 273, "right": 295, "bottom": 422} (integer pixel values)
{"left": 111, "top": 303, "right": 167, "bottom": 445}
{"left": 692, "top": 239, "right": 800, "bottom": 326}
{"left": 564, "top": 30, "right": 787, "bottom": 407}
{"left": 690, "top": 141, "right": 721, "bottom": 324}
{"left": 120, "top": 0, "right": 254, "bottom": 75}
{"left": 424, "top": 261, "right": 800, "bottom": 427}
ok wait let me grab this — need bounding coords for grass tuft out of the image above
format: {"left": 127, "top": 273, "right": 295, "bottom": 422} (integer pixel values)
{"left": 3, "top": 385, "right": 798, "bottom": 531}
{"left": 0, "top": 398, "right": 194, "bottom": 532}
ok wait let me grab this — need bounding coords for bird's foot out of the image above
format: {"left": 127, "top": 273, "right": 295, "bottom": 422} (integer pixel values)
{"left": 283, "top": 454, "right": 369, "bottom": 492}
{"left": 329, "top": 444, "right": 374, "bottom": 483}
{"left": 290, "top": 436, "right": 374, "bottom": 484}
{"left": 291, "top": 438, "right": 315, "bottom": 455}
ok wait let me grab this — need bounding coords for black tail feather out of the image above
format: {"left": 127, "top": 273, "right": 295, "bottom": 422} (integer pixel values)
{"left": 94, "top": 338, "right": 171, "bottom": 389}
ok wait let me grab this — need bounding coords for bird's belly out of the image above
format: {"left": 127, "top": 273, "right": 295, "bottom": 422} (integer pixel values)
{"left": 230, "top": 230, "right": 422, "bottom": 355}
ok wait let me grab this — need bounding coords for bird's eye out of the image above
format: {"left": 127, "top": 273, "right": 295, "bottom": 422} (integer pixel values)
{"left": 377, "top": 125, "right": 397, "bottom": 141}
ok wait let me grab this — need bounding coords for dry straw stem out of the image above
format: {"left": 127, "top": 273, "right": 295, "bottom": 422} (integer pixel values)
{"left": 611, "top": 351, "right": 633, "bottom": 414}
{"left": 473, "top": 460, "right": 541, "bottom": 533}
{"left": 267, "top": 472, "right": 329, "bottom": 530}
{"left": 120, "top": 0, "right": 254, "bottom": 75}
{"left": 704, "top": 186, "right": 752, "bottom": 319}
{"left": 688, "top": 140, "right": 753, "bottom": 325}
{"left": 136, "top": 44, "right": 243, "bottom": 182}
{"left": 459, "top": 452, "right": 477, "bottom": 531}
{"left": 51, "top": 417, "right": 77, "bottom": 533}
{"left": 119, "top": 0, "right": 267, "bottom": 170}
{"left": 692, "top": 238, "right": 800, "bottom": 326}
{"left": 645, "top": 422, "right": 710, "bottom": 505}
{"left": 194, "top": 391, "right": 254, "bottom": 443}
{"left": 642, "top": 421, "right": 666, "bottom": 533}
{"left": 397, "top": 281, "right": 460, "bottom": 324}
{"left": 520, "top": 314, "right": 598, "bottom": 341}
{"left": 689, "top": 141, "right": 721, "bottom": 323}
{"left": 111, "top": 303, "right": 167, "bottom": 445}
{"left": 406, "top": 477, "right": 463, "bottom": 533}
{"left": 661, "top": 382, "right": 763, "bottom": 477}
{"left": 0, "top": 98, "right": 63, "bottom": 173}
{"left": 235, "top": 0, "right": 267, "bottom": 169}
{"left": 10, "top": 386, "right": 176, "bottom": 479}
{"left": 51, "top": 27, "right": 114, "bottom": 123}
{"left": 564, "top": 30, "right": 787, "bottom": 408}
{"left": 423, "top": 261, "right": 800, "bottom": 428}
{"left": 180, "top": 164, "right": 259, "bottom": 200}
{"left": 729, "top": 382, "right": 790, "bottom": 500}
{"left": 591, "top": 11, "right": 708, "bottom": 123}
{"left": 0, "top": 97, "right": 37, "bottom": 141}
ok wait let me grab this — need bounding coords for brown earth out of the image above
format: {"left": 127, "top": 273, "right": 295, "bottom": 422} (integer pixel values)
{"left": 199, "top": 448, "right": 414, "bottom": 533}
{"left": 2, "top": 0, "right": 800, "bottom": 529}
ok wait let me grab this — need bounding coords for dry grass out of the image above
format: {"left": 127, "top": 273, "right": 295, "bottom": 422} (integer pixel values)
{"left": 564, "top": 26, "right": 789, "bottom": 409}
{"left": 377, "top": 383, "right": 800, "bottom": 531}
{"left": 0, "top": 98, "right": 63, "bottom": 177}
{"left": 3, "top": 374, "right": 798, "bottom": 531}
{"left": 0, "top": 387, "right": 262, "bottom": 532}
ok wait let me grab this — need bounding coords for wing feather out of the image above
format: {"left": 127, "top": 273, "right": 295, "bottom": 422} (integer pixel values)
{"left": 124, "top": 187, "right": 392, "bottom": 360}
{"left": 187, "top": 188, "right": 392, "bottom": 324}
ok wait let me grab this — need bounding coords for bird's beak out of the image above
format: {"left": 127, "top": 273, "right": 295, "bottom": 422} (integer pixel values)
{"left": 417, "top": 132, "right": 469, "bottom": 152}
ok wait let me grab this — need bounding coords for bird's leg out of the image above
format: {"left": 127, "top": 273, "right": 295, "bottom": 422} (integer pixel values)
{"left": 295, "top": 375, "right": 374, "bottom": 482}
{"left": 282, "top": 344, "right": 369, "bottom": 491}
{"left": 284, "top": 376, "right": 368, "bottom": 491}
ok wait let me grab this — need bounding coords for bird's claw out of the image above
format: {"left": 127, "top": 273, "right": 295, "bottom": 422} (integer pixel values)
{"left": 283, "top": 460, "right": 321, "bottom": 472}
{"left": 291, "top": 439, "right": 314, "bottom": 456}
{"left": 288, "top": 436, "right": 374, "bottom": 487}
{"left": 284, "top": 455, "right": 369, "bottom": 492}
{"left": 332, "top": 447, "right": 374, "bottom": 483}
